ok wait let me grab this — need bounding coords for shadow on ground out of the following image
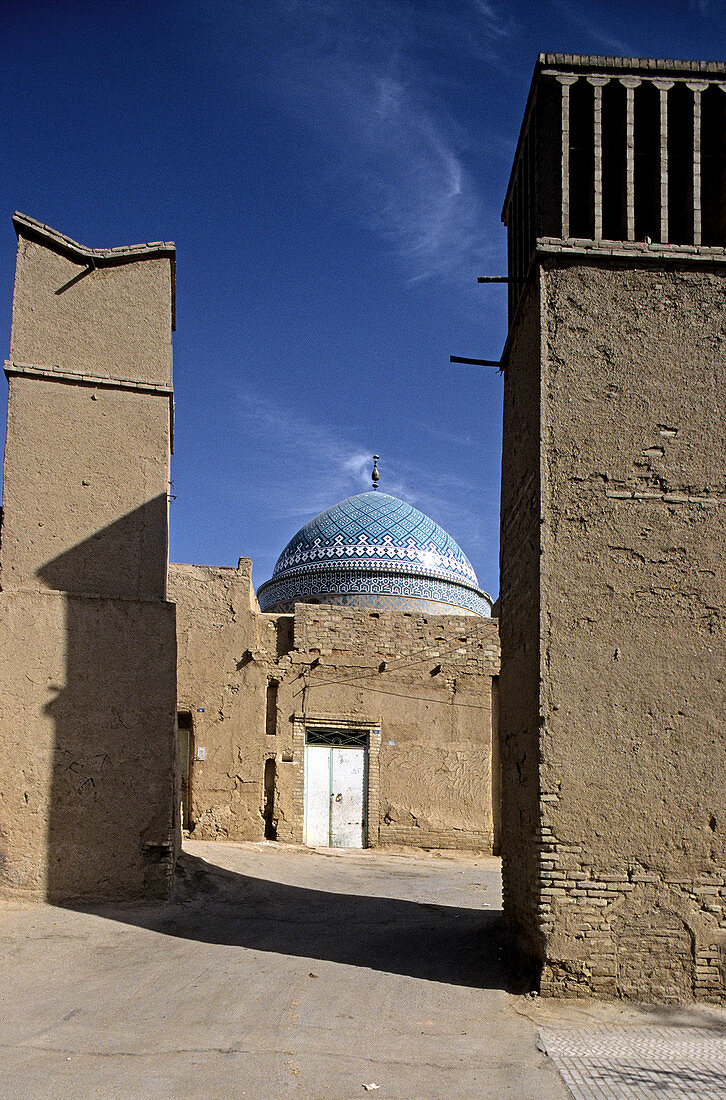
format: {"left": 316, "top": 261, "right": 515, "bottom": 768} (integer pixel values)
{"left": 591, "top": 1063, "right": 726, "bottom": 1092}
{"left": 75, "top": 850, "right": 509, "bottom": 990}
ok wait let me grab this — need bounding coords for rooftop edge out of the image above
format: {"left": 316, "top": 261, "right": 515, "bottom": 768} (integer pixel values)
{"left": 503, "top": 54, "right": 726, "bottom": 219}
{"left": 12, "top": 212, "right": 176, "bottom": 263}
{"left": 12, "top": 212, "right": 176, "bottom": 330}
{"left": 537, "top": 52, "right": 726, "bottom": 74}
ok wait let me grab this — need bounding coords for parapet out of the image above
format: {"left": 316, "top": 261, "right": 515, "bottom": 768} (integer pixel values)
{"left": 9, "top": 213, "right": 175, "bottom": 385}
{"left": 1, "top": 214, "right": 175, "bottom": 598}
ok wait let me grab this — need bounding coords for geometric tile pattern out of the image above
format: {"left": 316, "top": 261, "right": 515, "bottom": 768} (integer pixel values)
{"left": 538, "top": 1026, "right": 726, "bottom": 1100}
{"left": 257, "top": 491, "right": 491, "bottom": 616}
{"left": 272, "top": 492, "right": 479, "bottom": 583}
{"left": 263, "top": 591, "right": 482, "bottom": 615}
{"left": 259, "top": 567, "right": 490, "bottom": 615}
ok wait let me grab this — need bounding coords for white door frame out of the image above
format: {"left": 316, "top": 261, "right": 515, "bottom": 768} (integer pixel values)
{"left": 303, "top": 728, "right": 368, "bottom": 848}
{"left": 291, "top": 716, "right": 382, "bottom": 847}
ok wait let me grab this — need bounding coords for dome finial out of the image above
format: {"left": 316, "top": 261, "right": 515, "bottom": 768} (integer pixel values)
{"left": 372, "top": 455, "right": 380, "bottom": 491}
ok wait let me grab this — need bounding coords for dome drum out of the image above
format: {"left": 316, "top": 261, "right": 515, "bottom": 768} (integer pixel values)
{"left": 258, "top": 564, "right": 491, "bottom": 615}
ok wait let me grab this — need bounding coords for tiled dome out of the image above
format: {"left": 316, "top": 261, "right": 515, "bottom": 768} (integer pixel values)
{"left": 257, "top": 491, "right": 492, "bottom": 616}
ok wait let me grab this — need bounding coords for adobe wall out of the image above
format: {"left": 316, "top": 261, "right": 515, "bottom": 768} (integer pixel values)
{"left": 502, "top": 256, "right": 726, "bottom": 1002}
{"left": 290, "top": 605, "right": 499, "bottom": 850}
{"left": 0, "top": 216, "right": 178, "bottom": 901}
{"left": 0, "top": 591, "right": 176, "bottom": 900}
{"left": 168, "top": 560, "right": 280, "bottom": 840}
{"left": 498, "top": 277, "right": 543, "bottom": 962}
{"left": 1, "top": 375, "right": 171, "bottom": 596}
{"left": 170, "top": 562, "right": 500, "bottom": 852}
{"left": 9, "top": 223, "right": 173, "bottom": 383}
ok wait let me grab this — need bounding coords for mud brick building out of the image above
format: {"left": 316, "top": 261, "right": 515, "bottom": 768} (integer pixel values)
{"left": 0, "top": 52, "right": 724, "bottom": 1006}
{"left": 170, "top": 559, "right": 500, "bottom": 853}
{"left": 499, "top": 54, "right": 726, "bottom": 1001}
{"left": 0, "top": 214, "right": 178, "bottom": 901}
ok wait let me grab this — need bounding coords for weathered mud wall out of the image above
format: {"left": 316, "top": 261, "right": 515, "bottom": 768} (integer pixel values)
{"left": 499, "top": 278, "right": 544, "bottom": 962}
{"left": 292, "top": 605, "right": 499, "bottom": 850}
{"left": 502, "top": 255, "right": 726, "bottom": 1002}
{"left": 0, "top": 216, "right": 178, "bottom": 901}
{"left": 170, "top": 565, "right": 500, "bottom": 851}
{"left": 168, "top": 560, "right": 279, "bottom": 840}
{"left": 1, "top": 376, "right": 171, "bottom": 596}
{"left": 539, "top": 260, "right": 726, "bottom": 1001}
{"left": 0, "top": 591, "right": 176, "bottom": 900}
{"left": 9, "top": 224, "right": 173, "bottom": 382}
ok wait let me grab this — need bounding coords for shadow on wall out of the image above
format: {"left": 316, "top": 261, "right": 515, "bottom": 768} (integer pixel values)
{"left": 35, "top": 497, "right": 177, "bottom": 901}
{"left": 73, "top": 850, "right": 509, "bottom": 989}
{"left": 37, "top": 494, "right": 169, "bottom": 598}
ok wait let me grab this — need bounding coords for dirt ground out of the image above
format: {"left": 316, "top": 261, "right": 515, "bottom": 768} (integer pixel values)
{"left": 1, "top": 840, "right": 724, "bottom": 1099}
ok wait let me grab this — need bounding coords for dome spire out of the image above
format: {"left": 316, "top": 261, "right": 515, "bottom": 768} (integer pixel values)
{"left": 371, "top": 455, "right": 380, "bottom": 491}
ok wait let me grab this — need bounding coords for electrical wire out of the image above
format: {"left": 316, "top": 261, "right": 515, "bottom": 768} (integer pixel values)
{"left": 291, "top": 618, "right": 496, "bottom": 698}
{"left": 309, "top": 620, "right": 490, "bottom": 686}
{"left": 312, "top": 681, "right": 491, "bottom": 710}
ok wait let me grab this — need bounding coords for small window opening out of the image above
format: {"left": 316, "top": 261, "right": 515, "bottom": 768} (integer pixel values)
{"left": 276, "top": 616, "right": 294, "bottom": 657}
{"left": 263, "top": 758, "right": 277, "bottom": 840}
{"left": 265, "top": 679, "right": 278, "bottom": 737}
{"left": 177, "top": 711, "right": 193, "bottom": 831}
{"left": 306, "top": 727, "right": 368, "bottom": 747}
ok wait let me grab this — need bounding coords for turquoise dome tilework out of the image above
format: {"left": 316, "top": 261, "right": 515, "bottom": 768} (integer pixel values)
{"left": 257, "top": 491, "right": 492, "bottom": 616}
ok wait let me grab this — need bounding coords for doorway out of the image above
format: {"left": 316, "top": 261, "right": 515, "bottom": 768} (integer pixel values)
{"left": 177, "top": 711, "right": 192, "bottom": 831}
{"left": 263, "top": 757, "right": 277, "bottom": 840}
{"left": 303, "top": 728, "right": 367, "bottom": 848}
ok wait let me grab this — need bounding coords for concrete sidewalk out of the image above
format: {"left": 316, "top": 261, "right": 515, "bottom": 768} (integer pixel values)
{"left": 1, "top": 840, "right": 725, "bottom": 1099}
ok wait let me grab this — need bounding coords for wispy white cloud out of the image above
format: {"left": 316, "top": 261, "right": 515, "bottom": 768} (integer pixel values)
{"left": 234, "top": 392, "right": 384, "bottom": 521}
{"left": 689, "top": 0, "right": 726, "bottom": 16}
{"left": 233, "top": 389, "right": 496, "bottom": 578}
{"left": 551, "top": 0, "right": 635, "bottom": 56}
{"left": 471, "top": 0, "right": 514, "bottom": 39}
{"left": 360, "top": 75, "right": 489, "bottom": 284}
{"left": 253, "top": 1, "right": 503, "bottom": 287}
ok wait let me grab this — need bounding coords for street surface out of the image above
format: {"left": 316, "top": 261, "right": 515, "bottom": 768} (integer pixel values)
{"left": 1, "top": 840, "right": 725, "bottom": 1098}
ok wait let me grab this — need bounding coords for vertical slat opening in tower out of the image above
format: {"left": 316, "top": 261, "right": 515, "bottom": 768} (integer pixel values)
{"left": 525, "top": 125, "right": 535, "bottom": 272}
{"left": 517, "top": 165, "right": 526, "bottom": 307}
{"left": 701, "top": 85, "right": 726, "bottom": 246}
{"left": 512, "top": 174, "right": 521, "bottom": 318}
{"left": 668, "top": 83, "right": 695, "bottom": 245}
{"left": 536, "top": 76, "right": 562, "bottom": 239}
{"left": 507, "top": 202, "right": 515, "bottom": 320}
{"left": 602, "top": 80, "right": 628, "bottom": 241}
{"left": 634, "top": 82, "right": 661, "bottom": 243}
{"left": 569, "top": 79, "right": 595, "bottom": 239}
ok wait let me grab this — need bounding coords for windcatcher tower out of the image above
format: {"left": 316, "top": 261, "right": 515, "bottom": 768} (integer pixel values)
{"left": 500, "top": 56, "right": 726, "bottom": 1001}
{"left": 0, "top": 215, "right": 178, "bottom": 900}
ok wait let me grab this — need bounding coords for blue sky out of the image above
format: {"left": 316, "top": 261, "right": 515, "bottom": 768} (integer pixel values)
{"left": 0, "top": 0, "right": 724, "bottom": 600}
